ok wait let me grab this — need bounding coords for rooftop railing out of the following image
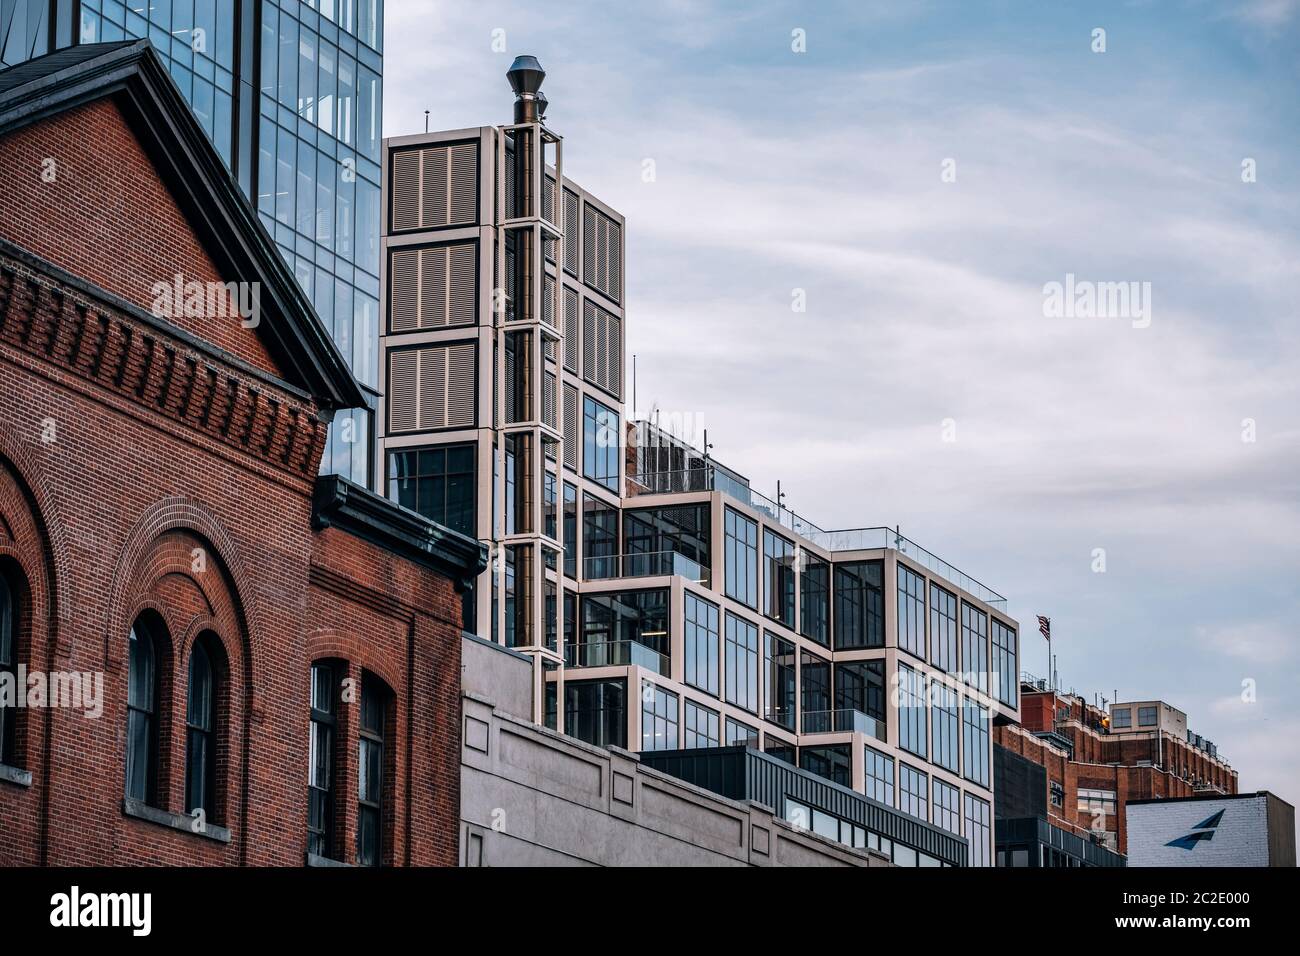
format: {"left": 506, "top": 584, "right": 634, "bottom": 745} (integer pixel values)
{"left": 632, "top": 466, "right": 1006, "bottom": 609}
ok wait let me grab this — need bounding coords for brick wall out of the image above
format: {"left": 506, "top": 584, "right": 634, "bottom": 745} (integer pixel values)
{"left": 0, "top": 92, "right": 464, "bottom": 866}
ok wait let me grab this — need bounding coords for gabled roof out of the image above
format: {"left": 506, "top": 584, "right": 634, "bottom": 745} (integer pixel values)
{"left": 0, "top": 39, "right": 366, "bottom": 411}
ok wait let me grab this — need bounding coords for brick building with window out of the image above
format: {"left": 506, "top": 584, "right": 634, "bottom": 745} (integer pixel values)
{"left": 0, "top": 41, "right": 484, "bottom": 866}
{"left": 994, "top": 681, "right": 1237, "bottom": 857}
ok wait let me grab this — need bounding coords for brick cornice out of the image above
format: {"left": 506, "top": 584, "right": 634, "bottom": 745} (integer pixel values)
{"left": 0, "top": 246, "right": 326, "bottom": 482}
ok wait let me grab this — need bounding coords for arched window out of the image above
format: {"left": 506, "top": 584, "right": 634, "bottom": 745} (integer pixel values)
{"left": 307, "top": 660, "right": 339, "bottom": 859}
{"left": 125, "top": 619, "right": 160, "bottom": 804}
{"left": 356, "top": 672, "right": 389, "bottom": 866}
{"left": 184, "top": 637, "right": 218, "bottom": 817}
{"left": 0, "top": 572, "right": 16, "bottom": 767}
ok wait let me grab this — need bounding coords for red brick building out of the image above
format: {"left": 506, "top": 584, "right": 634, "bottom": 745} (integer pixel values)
{"left": 995, "top": 683, "right": 1237, "bottom": 855}
{"left": 0, "top": 41, "right": 484, "bottom": 866}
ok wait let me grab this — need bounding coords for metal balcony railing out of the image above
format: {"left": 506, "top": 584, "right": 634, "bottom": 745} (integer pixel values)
{"left": 564, "top": 639, "right": 670, "bottom": 676}
{"left": 801, "top": 709, "right": 887, "bottom": 740}
{"left": 583, "top": 550, "right": 709, "bottom": 585}
{"left": 631, "top": 465, "right": 1007, "bottom": 609}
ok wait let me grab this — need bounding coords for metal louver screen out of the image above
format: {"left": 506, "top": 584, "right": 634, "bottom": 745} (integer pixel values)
{"left": 390, "top": 143, "right": 478, "bottom": 231}
{"left": 387, "top": 343, "right": 477, "bottom": 432}
{"left": 563, "top": 189, "right": 579, "bottom": 276}
{"left": 563, "top": 287, "right": 578, "bottom": 372}
{"left": 388, "top": 242, "right": 477, "bottom": 331}
{"left": 543, "top": 371, "right": 557, "bottom": 429}
{"left": 391, "top": 151, "right": 421, "bottom": 231}
{"left": 582, "top": 300, "right": 622, "bottom": 398}
{"left": 581, "top": 205, "right": 622, "bottom": 303}
{"left": 563, "top": 383, "right": 578, "bottom": 471}
{"left": 543, "top": 274, "right": 555, "bottom": 328}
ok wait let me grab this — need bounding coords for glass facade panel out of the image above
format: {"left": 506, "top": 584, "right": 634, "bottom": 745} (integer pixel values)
{"left": 932, "top": 682, "right": 961, "bottom": 774}
{"left": 723, "top": 508, "right": 757, "bottom": 608}
{"left": 683, "top": 699, "right": 720, "bottom": 749}
{"left": 724, "top": 613, "right": 759, "bottom": 713}
{"left": 762, "top": 529, "right": 794, "bottom": 627}
{"left": 683, "top": 592, "right": 720, "bottom": 696}
{"left": 961, "top": 602, "right": 989, "bottom": 693}
{"left": 565, "top": 679, "right": 626, "bottom": 749}
{"left": 58, "top": 0, "right": 384, "bottom": 486}
{"left": 865, "top": 746, "right": 894, "bottom": 806}
{"left": 897, "top": 563, "right": 926, "bottom": 659}
{"left": 387, "top": 444, "right": 474, "bottom": 535}
{"left": 929, "top": 583, "right": 958, "bottom": 672}
{"left": 933, "top": 778, "right": 960, "bottom": 834}
{"left": 641, "top": 681, "right": 678, "bottom": 752}
{"left": 963, "top": 700, "right": 990, "bottom": 788}
{"left": 992, "top": 617, "right": 1017, "bottom": 708}
{"left": 764, "top": 632, "right": 796, "bottom": 730}
{"left": 800, "top": 554, "right": 829, "bottom": 646}
{"left": 582, "top": 396, "right": 620, "bottom": 490}
{"left": 833, "top": 560, "right": 883, "bottom": 649}
{"left": 964, "top": 793, "right": 991, "bottom": 867}
{"left": 899, "top": 763, "right": 929, "bottom": 822}
{"left": 898, "top": 663, "right": 927, "bottom": 759}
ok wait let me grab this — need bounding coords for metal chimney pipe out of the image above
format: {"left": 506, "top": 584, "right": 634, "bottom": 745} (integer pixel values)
{"left": 506, "top": 55, "right": 546, "bottom": 124}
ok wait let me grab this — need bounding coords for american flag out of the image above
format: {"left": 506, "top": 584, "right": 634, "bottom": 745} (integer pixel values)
{"left": 1037, "top": 615, "right": 1051, "bottom": 640}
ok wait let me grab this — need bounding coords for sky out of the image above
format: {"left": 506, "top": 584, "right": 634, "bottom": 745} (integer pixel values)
{"left": 384, "top": 2, "right": 1300, "bottom": 806}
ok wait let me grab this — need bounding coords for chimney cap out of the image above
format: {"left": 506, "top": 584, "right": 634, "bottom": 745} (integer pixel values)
{"left": 507, "top": 55, "right": 545, "bottom": 95}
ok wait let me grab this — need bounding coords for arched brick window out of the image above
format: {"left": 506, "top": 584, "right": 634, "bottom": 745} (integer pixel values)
{"left": 308, "top": 659, "right": 341, "bottom": 859}
{"left": 356, "top": 671, "right": 392, "bottom": 867}
{"left": 0, "top": 569, "right": 16, "bottom": 767}
{"left": 125, "top": 615, "right": 165, "bottom": 806}
{"left": 185, "top": 633, "right": 225, "bottom": 820}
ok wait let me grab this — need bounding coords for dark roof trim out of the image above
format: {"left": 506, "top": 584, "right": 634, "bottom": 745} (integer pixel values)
{"left": 312, "top": 476, "right": 488, "bottom": 590}
{"left": 1128, "top": 791, "right": 1287, "bottom": 807}
{"left": 0, "top": 40, "right": 365, "bottom": 410}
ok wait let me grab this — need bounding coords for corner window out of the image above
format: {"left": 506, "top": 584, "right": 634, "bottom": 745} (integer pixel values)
{"left": 799, "top": 555, "right": 829, "bottom": 646}
{"left": 896, "top": 563, "right": 926, "bottom": 659}
{"left": 582, "top": 396, "right": 620, "bottom": 491}
{"left": 929, "top": 584, "right": 958, "bottom": 672}
{"left": 640, "top": 681, "right": 678, "bottom": 752}
{"left": 992, "top": 618, "right": 1018, "bottom": 708}
{"left": 762, "top": 529, "right": 795, "bottom": 627}
{"left": 833, "top": 560, "right": 883, "bottom": 649}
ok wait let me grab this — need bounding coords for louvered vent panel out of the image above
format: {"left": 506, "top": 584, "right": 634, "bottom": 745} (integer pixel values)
{"left": 387, "top": 344, "right": 477, "bottom": 432}
{"left": 543, "top": 177, "right": 556, "bottom": 224}
{"left": 543, "top": 274, "right": 555, "bottom": 329}
{"left": 391, "top": 151, "right": 421, "bottom": 231}
{"left": 389, "top": 249, "right": 420, "bottom": 331}
{"left": 448, "top": 243, "right": 477, "bottom": 325}
{"left": 582, "top": 301, "right": 597, "bottom": 383}
{"left": 543, "top": 371, "right": 557, "bottom": 429}
{"left": 421, "top": 146, "right": 448, "bottom": 226}
{"left": 449, "top": 144, "right": 478, "bottom": 224}
{"left": 563, "top": 383, "right": 578, "bottom": 471}
{"left": 446, "top": 342, "right": 477, "bottom": 427}
{"left": 607, "top": 218, "right": 622, "bottom": 302}
{"left": 582, "top": 205, "right": 597, "bottom": 286}
{"left": 582, "top": 301, "right": 622, "bottom": 398}
{"left": 563, "top": 189, "right": 579, "bottom": 275}
{"left": 563, "top": 287, "right": 578, "bottom": 372}
{"left": 388, "top": 350, "right": 419, "bottom": 431}
{"left": 419, "top": 246, "right": 446, "bottom": 328}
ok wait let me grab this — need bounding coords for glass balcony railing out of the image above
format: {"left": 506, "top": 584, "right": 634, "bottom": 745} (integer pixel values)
{"left": 564, "top": 639, "right": 670, "bottom": 676}
{"left": 631, "top": 466, "right": 1006, "bottom": 609}
{"left": 583, "top": 550, "right": 710, "bottom": 585}
{"left": 801, "top": 709, "right": 887, "bottom": 741}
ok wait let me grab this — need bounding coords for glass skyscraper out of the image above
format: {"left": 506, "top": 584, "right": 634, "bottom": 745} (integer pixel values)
{"left": 0, "top": 0, "right": 382, "bottom": 485}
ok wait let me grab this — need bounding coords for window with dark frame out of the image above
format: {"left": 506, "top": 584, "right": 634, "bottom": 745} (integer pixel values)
{"left": 961, "top": 602, "right": 989, "bottom": 693}
{"left": 833, "top": 560, "right": 884, "bottom": 649}
{"left": 683, "top": 592, "right": 720, "bottom": 696}
{"left": 724, "top": 613, "right": 760, "bottom": 714}
{"left": 308, "top": 661, "right": 338, "bottom": 860}
{"left": 929, "top": 584, "right": 958, "bottom": 673}
{"left": 933, "top": 778, "right": 961, "bottom": 834}
{"left": 762, "top": 529, "right": 795, "bottom": 627}
{"left": 184, "top": 637, "right": 218, "bottom": 818}
{"left": 125, "top": 619, "right": 160, "bottom": 806}
{"left": 0, "top": 572, "right": 15, "bottom": 767}
{"left": 899, "top": 763, "right": 929, "bottom": 822}
{"left": 963, "top": 700, "right": 990, "bottom": 788}
{"left": 991, "top": 617, "right": 1018, "bottom": 708}
{"left": 896, "top": 563, "right": 926, "bottom": 659}
{"left": 386, "top": 444, "right": 475, "bottom": 536}
{"left": 723, "top": 508, "right": 758, "bottom": 609}
{"left": 683, "top": 699, "right": 720, "bottom": 748}
{"left": 582, "top": 395, "right": 620, "bottom": 491}
{"left": 800, "top": 554, "right": 829, "bottom": 646}
{"left": 932, "top": 682, "right": 961, "bottom": 774}
{"left": 356, "top": 673, "right": 388, "bottom": 867}
{"left": 865, "top": 746, "right": 895, "bottom": 806}
{"left": 764, "top": 632, "right": 796, "bottom": 730}
{"left": 898, "top": 663, "right": 928, "bottom": 759}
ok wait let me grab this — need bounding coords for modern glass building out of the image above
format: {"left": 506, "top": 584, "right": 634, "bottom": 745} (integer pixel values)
{"left": 0, "top": 0, "right": 382, "bottom": 484}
